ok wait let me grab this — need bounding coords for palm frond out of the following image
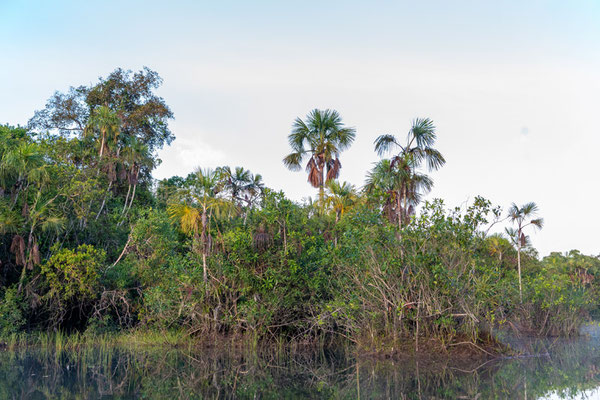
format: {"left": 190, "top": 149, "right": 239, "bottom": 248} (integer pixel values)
{"left": 374, "top": 134, "right": 398, "bottom": 156}
{"left": 283, "top": 152, "right": 303, "bottom": 171}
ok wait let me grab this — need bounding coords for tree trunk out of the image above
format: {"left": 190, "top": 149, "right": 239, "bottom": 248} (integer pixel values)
{"left": 202, "top": 252, "right": 208, "bottom": 284}
{"left": 517, "top": 245, "right": 523, "bottom": 303}
{"left": 122, "top": 183, "right": 132, "bottom": 214}
{"left": 397, "top": 191, "right": 402, "bottom": 229}
{"left": 201, "top": 208, "right": 208, "bottom": 284}
{"left": 283, "top": 221, "right": 287, "bottom": 254}
{"left": 99, "top": 132, "right": 105, "bottom": 159}
{"left": 319, "top": 166, "right": 325, "bottom": 212}
{"left": 17, "top": 225, "right": 35, "bottom": 293}
{"left": 127, "top": 182, "right": 137, "bottom": 211}
{"left": 96, "top": 180, "right": 113, "bottom": 221}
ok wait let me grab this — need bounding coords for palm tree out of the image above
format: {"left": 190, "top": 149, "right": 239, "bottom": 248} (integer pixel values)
{"left": 364, "top": 158, "right": 433, "bottom": 227}
{"left": 85, "top": 106, "right": 120, "bottom": 160}
{"left": 283, "top": 109, "right": 356, "bottom": 207}
{"left": 374, "top": 118, "right": 445, "bottom": 172}
{"left": 486, "top": 233, "right": 513, "bottom": 266}
{"left": 217, "top": 166, "right": 251, "bottom": 207}
{"left": 0, "top": 141, "right": 64, "bottom": 292}
{"left": 371, "top": 118, "right": 444, "bottom": 227}
{"left": 0, "top": 142, "right": 49, "bottom": 207}
{"left": 119, "top": 137, "right": 154, "bottom": 220}
{"left": 217, "top": 166, "right": 265, "bottom": 223}
{"left": 324, "top": 180, "right": 358, "bottom": 224}
{"left": 168, "top": 168, "right": 231, "bottom": 283}
{"left": 506, "top": 202, "right": 544, "bottom": 303}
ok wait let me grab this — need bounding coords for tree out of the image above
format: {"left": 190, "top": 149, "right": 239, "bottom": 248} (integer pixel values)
{"left": 506, "top": 202, "right": 544, "bottom": 303}
{"left": 485, "top": 233, "right": 513, "bottom": 266}
{"left": 371, "top": 118, "right": 444, "bottom": 226}
{"left": 364, "top": 158, "right": 432, "bottom": 227}
{"left": 29, "top": 68, "right": 173, "bottom": 221}
{"left": 217, "top": 166, "right": 265, "bottom": 219}
{"left": 119, "top": 137, "right": 155, "bottom": 221}
{"left": 283, "top": 109, "right": 356, "bottom": 207}
{"left": 84, "top": 105, "right": 120, "bottom": 161}
{"left": 168, "top": 168, "right": 231, "bottom": 283}
{"left": 30, "top": 67, "right": 174, "bottom": 153}
{"left": 324, "top": 180, "right": 358, "bottom": 224}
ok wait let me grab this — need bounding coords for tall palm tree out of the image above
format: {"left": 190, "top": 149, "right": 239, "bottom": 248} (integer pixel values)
{"left": 168, "top": 168, "right": 231, "bottom": 283}
{"left": 506, "top": 202, "right": 544, "bottom": 303}
{"left": 372, "top": 118, "right": 444, "bottom": 227}
{"left": 364, "top": 158, "right": 433, "bottom": 228}
{"left": 283, "top": 109, "right": 356, "bottom": 207}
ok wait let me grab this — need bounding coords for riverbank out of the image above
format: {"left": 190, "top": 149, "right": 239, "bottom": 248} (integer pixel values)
{"left": 0, "top": 328, "right": 511, "bottom": 363}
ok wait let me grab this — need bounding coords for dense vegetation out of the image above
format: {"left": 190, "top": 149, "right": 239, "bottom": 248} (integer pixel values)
{"left": 1, "top": 68, "right": 599, "bottom": 353}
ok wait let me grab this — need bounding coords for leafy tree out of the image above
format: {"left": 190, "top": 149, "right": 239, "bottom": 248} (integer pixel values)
{"left": 283, "top": 109, "right": 356, "bottom": 207}
{"left": 40, "top": 244, "right": 106, "bottom": 326}
{"left": 29, "top": 68, "right": 173, "bottom": 223}
{"left": 30, "top": 67, "right": 174, "bottom": 153}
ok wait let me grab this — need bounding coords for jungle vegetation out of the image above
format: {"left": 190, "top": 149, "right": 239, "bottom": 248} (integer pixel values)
{"left": 1, "top": 68, "right": 599, "bottom": 353}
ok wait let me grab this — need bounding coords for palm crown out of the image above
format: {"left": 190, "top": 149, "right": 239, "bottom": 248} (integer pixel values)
{"left": 368, "top": 118, "right": 444, "bottom": 227}
{"left": 283, "top": 109, "right": 356, "bottom": 203}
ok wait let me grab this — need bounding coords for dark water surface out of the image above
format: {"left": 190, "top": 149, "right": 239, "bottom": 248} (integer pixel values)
{"left": 1, "top": 336, "right": 600, "bottom": 399}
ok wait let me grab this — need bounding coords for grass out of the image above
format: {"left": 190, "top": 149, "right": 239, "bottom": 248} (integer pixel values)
{"left": 0, "top": 329, "right": 193, "bottom": 352}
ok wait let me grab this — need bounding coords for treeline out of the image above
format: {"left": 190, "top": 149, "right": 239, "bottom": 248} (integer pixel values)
{"left": 1, "top": 68, "right": 599, "bottom": 351}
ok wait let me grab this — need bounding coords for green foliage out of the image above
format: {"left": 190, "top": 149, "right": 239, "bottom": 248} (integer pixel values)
{"left": 0, "top": 287, "right": 27, "bottom": 336}
{"left": 41, "top": 244, "right": 105, "bottom": 302}
{"left": 1, "top": 69, "right": 598, "bottom": 353}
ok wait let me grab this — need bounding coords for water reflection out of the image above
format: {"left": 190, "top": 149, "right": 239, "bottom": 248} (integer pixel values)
{"left": 1, "top": 337, "right": 600, "bottom": 399}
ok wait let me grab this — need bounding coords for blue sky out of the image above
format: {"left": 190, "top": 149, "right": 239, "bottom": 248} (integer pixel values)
{"left": 2, "top": 1, "right": 600, "bottom": 255}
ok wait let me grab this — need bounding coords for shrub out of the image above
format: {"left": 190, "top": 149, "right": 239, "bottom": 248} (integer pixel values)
{"left": 0, "top": 287, "right": 27, "bottom": 336}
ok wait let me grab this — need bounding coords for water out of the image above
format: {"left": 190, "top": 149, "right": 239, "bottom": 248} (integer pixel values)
{"left": 1, "top": 337, "right": 600, "bottom": 399}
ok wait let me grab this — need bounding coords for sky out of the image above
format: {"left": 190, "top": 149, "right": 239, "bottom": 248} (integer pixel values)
{"left": 1, "top": 0, "right": 600, "bottom": 256}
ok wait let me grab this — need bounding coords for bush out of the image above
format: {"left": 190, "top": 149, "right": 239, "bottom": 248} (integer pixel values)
{"left": 0, "top": 287, "right": 27, "bottom": 336}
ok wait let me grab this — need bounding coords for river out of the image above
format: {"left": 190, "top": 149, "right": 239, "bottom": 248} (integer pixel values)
{"left": 1, "top": 333, "right": 600, "bottom": 399}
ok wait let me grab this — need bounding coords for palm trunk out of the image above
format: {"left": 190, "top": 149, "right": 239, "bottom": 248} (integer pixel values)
{"left": 99, "top": 132, "right": 105, "bottom": 159}
{"left": 202, "top": 252, "right": 207, "bottom": 284}
{"left": 127, "top": 182, "right": 137, "bottom": 211}
{"left": 283, "top": 221, "right": 287, "bottom": 254}
{"left": 17, "top": 224, "right": 35, "bottom": 293}
{"left": 334, "top": 211, "right": 340, "bottom": 247}
{"left": 319, "top": 166, "right": 325, "bottom": 212}
{"left": 96, "top": 132, "right": 106, "bottom": 178}
{"left": 122, "top": 183, "right": 132, "bottom": 214}
{"left": 201, "top": 208, "right": 208, "bottom": 284}
{"left": 396, "top": 190, "right": 403, "bottom": 229}
{"left": 96, "top": 180, "right": 113, "bottom": 221}
{"left": 517, "top": 245, "right": 523, "bottom": 303}
{"left": 122, "top": 168, "right": 140, "bottom": 219}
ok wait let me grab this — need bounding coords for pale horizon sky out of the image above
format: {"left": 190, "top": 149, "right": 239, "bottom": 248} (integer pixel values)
{"left": 2, "top": 1, "right": 600, "bottom": 256}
